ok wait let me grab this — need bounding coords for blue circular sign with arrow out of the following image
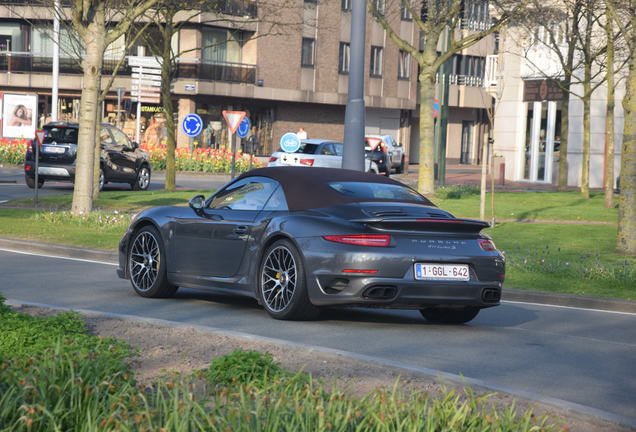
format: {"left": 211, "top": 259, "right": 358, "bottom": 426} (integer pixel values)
{"left": 280, "top": 132, "right": 301, "bottom": 153}
{"left": 182, "top": 114, "right": 203, "bottom": 137}
{"left": 237, "top": 116, "right": 251, "bottom": 139}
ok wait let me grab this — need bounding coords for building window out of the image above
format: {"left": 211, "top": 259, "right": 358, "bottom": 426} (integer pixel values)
{"left": 301, "top": 37, "right": 315, "bottom": 68}
{"left": 371, "top": 0, "right": 384, "bottom": 15}
{"left": 341, "top": 0, "right": 351, "bottom": 11}
{"left": 398, "top": 50, "right": 410, "bottom": 80}
{"left": 370, "top": 45, "right": 383, "bottom": 78}
{"left": 339, "top": 42, "right": 350, "bottom": 74}
{"left": 400, "top": 2, "right": 413, "bottom": 21}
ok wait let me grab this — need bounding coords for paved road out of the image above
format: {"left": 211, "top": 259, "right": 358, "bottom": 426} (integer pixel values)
{"left": 1, "top": 249, "right": 635, "bottom": 425}
{"left": 0, "top": 167, "right": 230, "bottom": 203}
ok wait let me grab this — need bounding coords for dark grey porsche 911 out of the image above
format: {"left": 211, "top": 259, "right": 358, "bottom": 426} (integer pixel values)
{"left": 117, "top": 167, "right": 504, "bottom": 324}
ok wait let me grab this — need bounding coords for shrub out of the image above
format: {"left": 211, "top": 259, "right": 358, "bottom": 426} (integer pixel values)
{"left": 436, "top": 184, "right": 480, "bottom": 199}
{"left": 203, "top": 349, "right": 289, "bottom": 387}
{"left": 0, "top": 138, "right": 29, "bottom": 165}
{"left": 141, "top": 144, "right": 262, "bottom": 174}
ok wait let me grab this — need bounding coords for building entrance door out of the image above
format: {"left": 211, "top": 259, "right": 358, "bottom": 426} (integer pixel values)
{"left": 460, "top": 120, "right": 473, "bottom": 164}
{"left": 523, "top": 101, "right": 560, "bottom": 182}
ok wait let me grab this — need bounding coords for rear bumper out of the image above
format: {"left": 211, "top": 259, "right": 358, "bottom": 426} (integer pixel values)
{"left": 25, "top": 162, "right": 75, "bottom": 180}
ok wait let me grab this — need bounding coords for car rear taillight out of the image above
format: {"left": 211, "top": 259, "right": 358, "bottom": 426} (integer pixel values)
{"left": 299, "top": 158, "right": 314, "bottom": 166}
{"left": 323, "top": 234, "right": 391, "bottom": 247}
{"left": 478, "top": 239, "right": 497, "bottom": 251}
{"left": 25, "top": 165, "right": 31, "bottom": 171}
{"left": 269, "top": 156, "right": 278, "bottom": 162}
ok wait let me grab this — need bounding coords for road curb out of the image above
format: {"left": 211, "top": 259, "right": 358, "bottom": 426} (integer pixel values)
{"left": 1, "top": 237, "right": 635, "bottom": 314}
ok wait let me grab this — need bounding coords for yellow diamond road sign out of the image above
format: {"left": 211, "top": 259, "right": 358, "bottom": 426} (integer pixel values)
{"left": 222, "top": 111, "right": 246, "bottom": 134}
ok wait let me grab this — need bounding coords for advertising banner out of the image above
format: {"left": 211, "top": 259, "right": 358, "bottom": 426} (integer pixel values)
{"left": 2, "top": 93, "right": 37, "bottom": 139}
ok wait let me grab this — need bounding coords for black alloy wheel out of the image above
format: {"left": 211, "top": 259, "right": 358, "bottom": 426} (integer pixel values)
{"left": 396, "top": 156, "right": 405, "bottom": 174}
{"left": 98, "top": 168, "right": 105, "bottom": 191}
{"left": 132, "top": 166, "right": 150, "bottom": 191}
{"left": 25, "top": 174, "right": 44, "bottom": 189}
{"left": 128, "top": 226, "right": 177, "bottom": 298}
{"left": 258, "top": 239, "right": 319, "bottom": 320}
{"left": 419, "top": 306, "right": 480, "bottom": 324}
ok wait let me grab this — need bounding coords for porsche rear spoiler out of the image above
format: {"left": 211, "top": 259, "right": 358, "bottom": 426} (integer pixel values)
{"left": 350, "top": 217, "right": 490, "bottom": 233}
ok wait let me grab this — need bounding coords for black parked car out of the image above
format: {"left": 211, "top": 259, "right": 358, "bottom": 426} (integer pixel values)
{"left": 117, "top": 167, "right": 504, "bottom": 324}
{"left": 25, "top": 122, "right": 151, "bottom": 191}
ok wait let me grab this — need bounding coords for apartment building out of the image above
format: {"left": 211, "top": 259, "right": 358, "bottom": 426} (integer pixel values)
{"left": 0, "top": 0, "right": 419, "bottom": 156}
{"left": 492, "top": 19, "right": 624, "bottom": 187}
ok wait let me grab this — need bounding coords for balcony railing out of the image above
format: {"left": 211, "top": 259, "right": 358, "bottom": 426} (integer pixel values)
{"left": 176, "top": 58, "right": 256, "bottom": 84}
{"left": 0, "top": 52, "right": 256, "bottom": 85}
{"left": 484, "top": 54, "right": 498, "bottom": 87}
{"left": 449, "top": 74, "right": 483, "bottom": 87}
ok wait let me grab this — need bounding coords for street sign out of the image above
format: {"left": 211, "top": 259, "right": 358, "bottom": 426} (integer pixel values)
{"left": 132, "top": 97, "right": 161, "bottom": 104}
{"left": 182, "top": 114, "right": 203, "bottom": 137}
{"left": 35, "top": 130, "right": 45, "bottom": 146}
{"left": 280, "top": 132, "right": 301, "bottom": 153}
{"left": 131, "top": 73, "right": 161, "bottom": 82}
{"left": 132, "top": 67, "right": 162, "bottom": 76}
{"left": 128, "top": 56, "right": 161, "bottom": 68}
{"left": 222, "top": 110, "right": 246, "bottom": 134}
{"left": 237, "top": 116, "right": 251, "bottom": 139}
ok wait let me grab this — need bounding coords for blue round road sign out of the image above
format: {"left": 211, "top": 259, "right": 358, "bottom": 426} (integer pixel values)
{"left": 182, "top": 114, "right": 203, "bottom": 137}
{"left": 237, "top": 116, "right": 251, "bottom": 138}
{"left": 280, "top": 132, "right": 301, "bottom": 153}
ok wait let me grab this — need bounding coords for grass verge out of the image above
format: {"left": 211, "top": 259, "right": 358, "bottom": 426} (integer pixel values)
{"left": 0, "top": 296, "right": 559, "bottom": 431}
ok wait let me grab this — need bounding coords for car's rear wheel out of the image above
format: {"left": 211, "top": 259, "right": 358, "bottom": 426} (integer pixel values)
{"left": 25, "top": 174, "right": 44, "bottom": 189}
{"left": 419, "top": 306, "right": 479, "bottom": 324}
{"left": 132, "top": 165, "right": 150, "bottom": 191}
{"left": 258, "top": 239, "right": 319, "bottom": 320}
{"left": 396, "top": 156, "right": 405, "bottom": 174}
{"left": 98, "top": 168, "right": 105, "bottom": 191}
{"left": 128, "top": 226, "right": 177, "bottom": 298}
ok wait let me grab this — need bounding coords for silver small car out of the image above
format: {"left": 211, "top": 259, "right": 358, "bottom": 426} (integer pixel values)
{"left": 268, "top": 139, "right": 379, "bottom": 173}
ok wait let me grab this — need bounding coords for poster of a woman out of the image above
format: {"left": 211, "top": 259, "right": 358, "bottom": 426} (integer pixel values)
{"left": 2, "top": 93, "right": 37, "bottom": 139}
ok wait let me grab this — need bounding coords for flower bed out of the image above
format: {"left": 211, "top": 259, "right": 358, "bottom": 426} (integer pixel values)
{"left": 0, "top": 139, "right": 261, "bottom": 174}
{"left": 0, "top": 138, "right": 29, "bottom": 165}
{"left": 142, "top": 144, "right": 262, "bottom": 174}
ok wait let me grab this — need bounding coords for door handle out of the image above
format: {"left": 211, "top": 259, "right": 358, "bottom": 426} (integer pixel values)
{"left": 234, "top": 226, "right": 248, "bottom": 235}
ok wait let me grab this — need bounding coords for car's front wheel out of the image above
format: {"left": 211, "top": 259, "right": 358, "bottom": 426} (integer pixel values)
{"left": 25, "top": 174, "right": 44, "bottom": 189}
{"left": 419, "top": 306, "right": 479, "bottom": 324}
{"left": 132, "top": 165, "right": 150, "bottom": 191}
{"left": 395, "top": 156, "right": 405, "bottom": 174}
{"left": 128, "top": 226, "right": 177, "bottom": 298}
{"left": 258, "top": 239, "right": 319, "bottom": 320}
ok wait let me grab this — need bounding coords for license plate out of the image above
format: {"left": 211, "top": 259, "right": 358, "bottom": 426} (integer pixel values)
{"left": 42, "top": 146, "right": 66, "bottom": 154}
{"left": 414, "top": 263, "right": 470, "bottom": 281}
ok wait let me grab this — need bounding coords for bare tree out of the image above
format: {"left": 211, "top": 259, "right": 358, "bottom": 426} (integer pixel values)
{"left": 368, "top": 0, "right": 519, "bottom": 196}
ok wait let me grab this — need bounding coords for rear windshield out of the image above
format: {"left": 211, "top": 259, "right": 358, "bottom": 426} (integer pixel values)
{"left": 44, "top": 127, "right": 78, "bottom": 144}
{"left": 277, "top": 143, "right": 319, "bottom": 154}
{"left": 328, "top": 182, "right": 427, "bottom": 202}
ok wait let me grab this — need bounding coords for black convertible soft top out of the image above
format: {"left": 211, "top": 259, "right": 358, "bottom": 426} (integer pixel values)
{"left": 237, "top": 166, "right": 433, "bottom": 211}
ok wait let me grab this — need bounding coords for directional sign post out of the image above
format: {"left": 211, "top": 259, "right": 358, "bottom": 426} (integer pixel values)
{"left": 182, "top": 114, "right": 203, "bottom": 153}
{"left": 34, "top": 129, "right": 45, "bottom": 206}
{"left": 222, "top": 111, "right": 247, "bottom": 179}
{"left": 237, "top": 116, "right": 252, "bottom": 170}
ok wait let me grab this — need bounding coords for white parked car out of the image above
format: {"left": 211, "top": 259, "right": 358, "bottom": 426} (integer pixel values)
{"left": 268, "top": 139, "right": 379, "bottom": 173}
{"left": 365, "top": 135, "right": 406, "bottom": 174}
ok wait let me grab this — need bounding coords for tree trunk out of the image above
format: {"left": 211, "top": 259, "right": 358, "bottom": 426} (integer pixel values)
{"left": 604, "top": 8, "right": 615, "bottom": 208}
{"left": 71, "top": 8, "right": 105, "bottom": 215}
{"left": 617, "top": 12, "right": 636, "bottom": 255}
{"left": 417, "top": 70, "right": 436, "bottom": 196}
{"left": 558, "top": 96, "right": 570, "bottom": 191}
{"left": 581, "top": 89, "right": 591, "bottom": 199}
{"left": 162, "top": 27, "right": 176, "bottom": 192}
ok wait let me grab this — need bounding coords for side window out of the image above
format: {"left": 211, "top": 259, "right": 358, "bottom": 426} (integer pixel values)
{"left": 320, "top": 143, "right": 335, "bottom": 156}
{"left": 333, "top": 143, "right": 343, "bottom": 156}
{"left": 100, "top": 128, "right": 114, "bottom": 147}
{"left": 209, "top": 177, "right": 278, "bottom": 211}
{"left": 263, "top": 185, "right": 289, "bottom": 211}
{"left": 110, "top": 127, "right": 132, "bottom": 149}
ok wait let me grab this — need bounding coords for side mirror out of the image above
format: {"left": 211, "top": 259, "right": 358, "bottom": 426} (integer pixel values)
{"left": 132, "top": 142, "right": 139, "bottom": 150}
{"left": 188, "top": 195, "right": 205, "bottom": 214}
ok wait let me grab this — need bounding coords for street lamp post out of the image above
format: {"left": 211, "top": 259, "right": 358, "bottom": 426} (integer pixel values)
{"left": 342, "top": 0, "right": 366, "bottom": 171}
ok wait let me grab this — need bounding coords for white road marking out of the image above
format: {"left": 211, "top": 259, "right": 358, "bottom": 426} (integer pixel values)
{"left": 502, "top": 300, "right": 636, "bottom": 316}
{"left": 0, "top": 248, "right": 117, "bottom": 266}
{"left": 0, "top": 200, "right": 8, "bottom": 204}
